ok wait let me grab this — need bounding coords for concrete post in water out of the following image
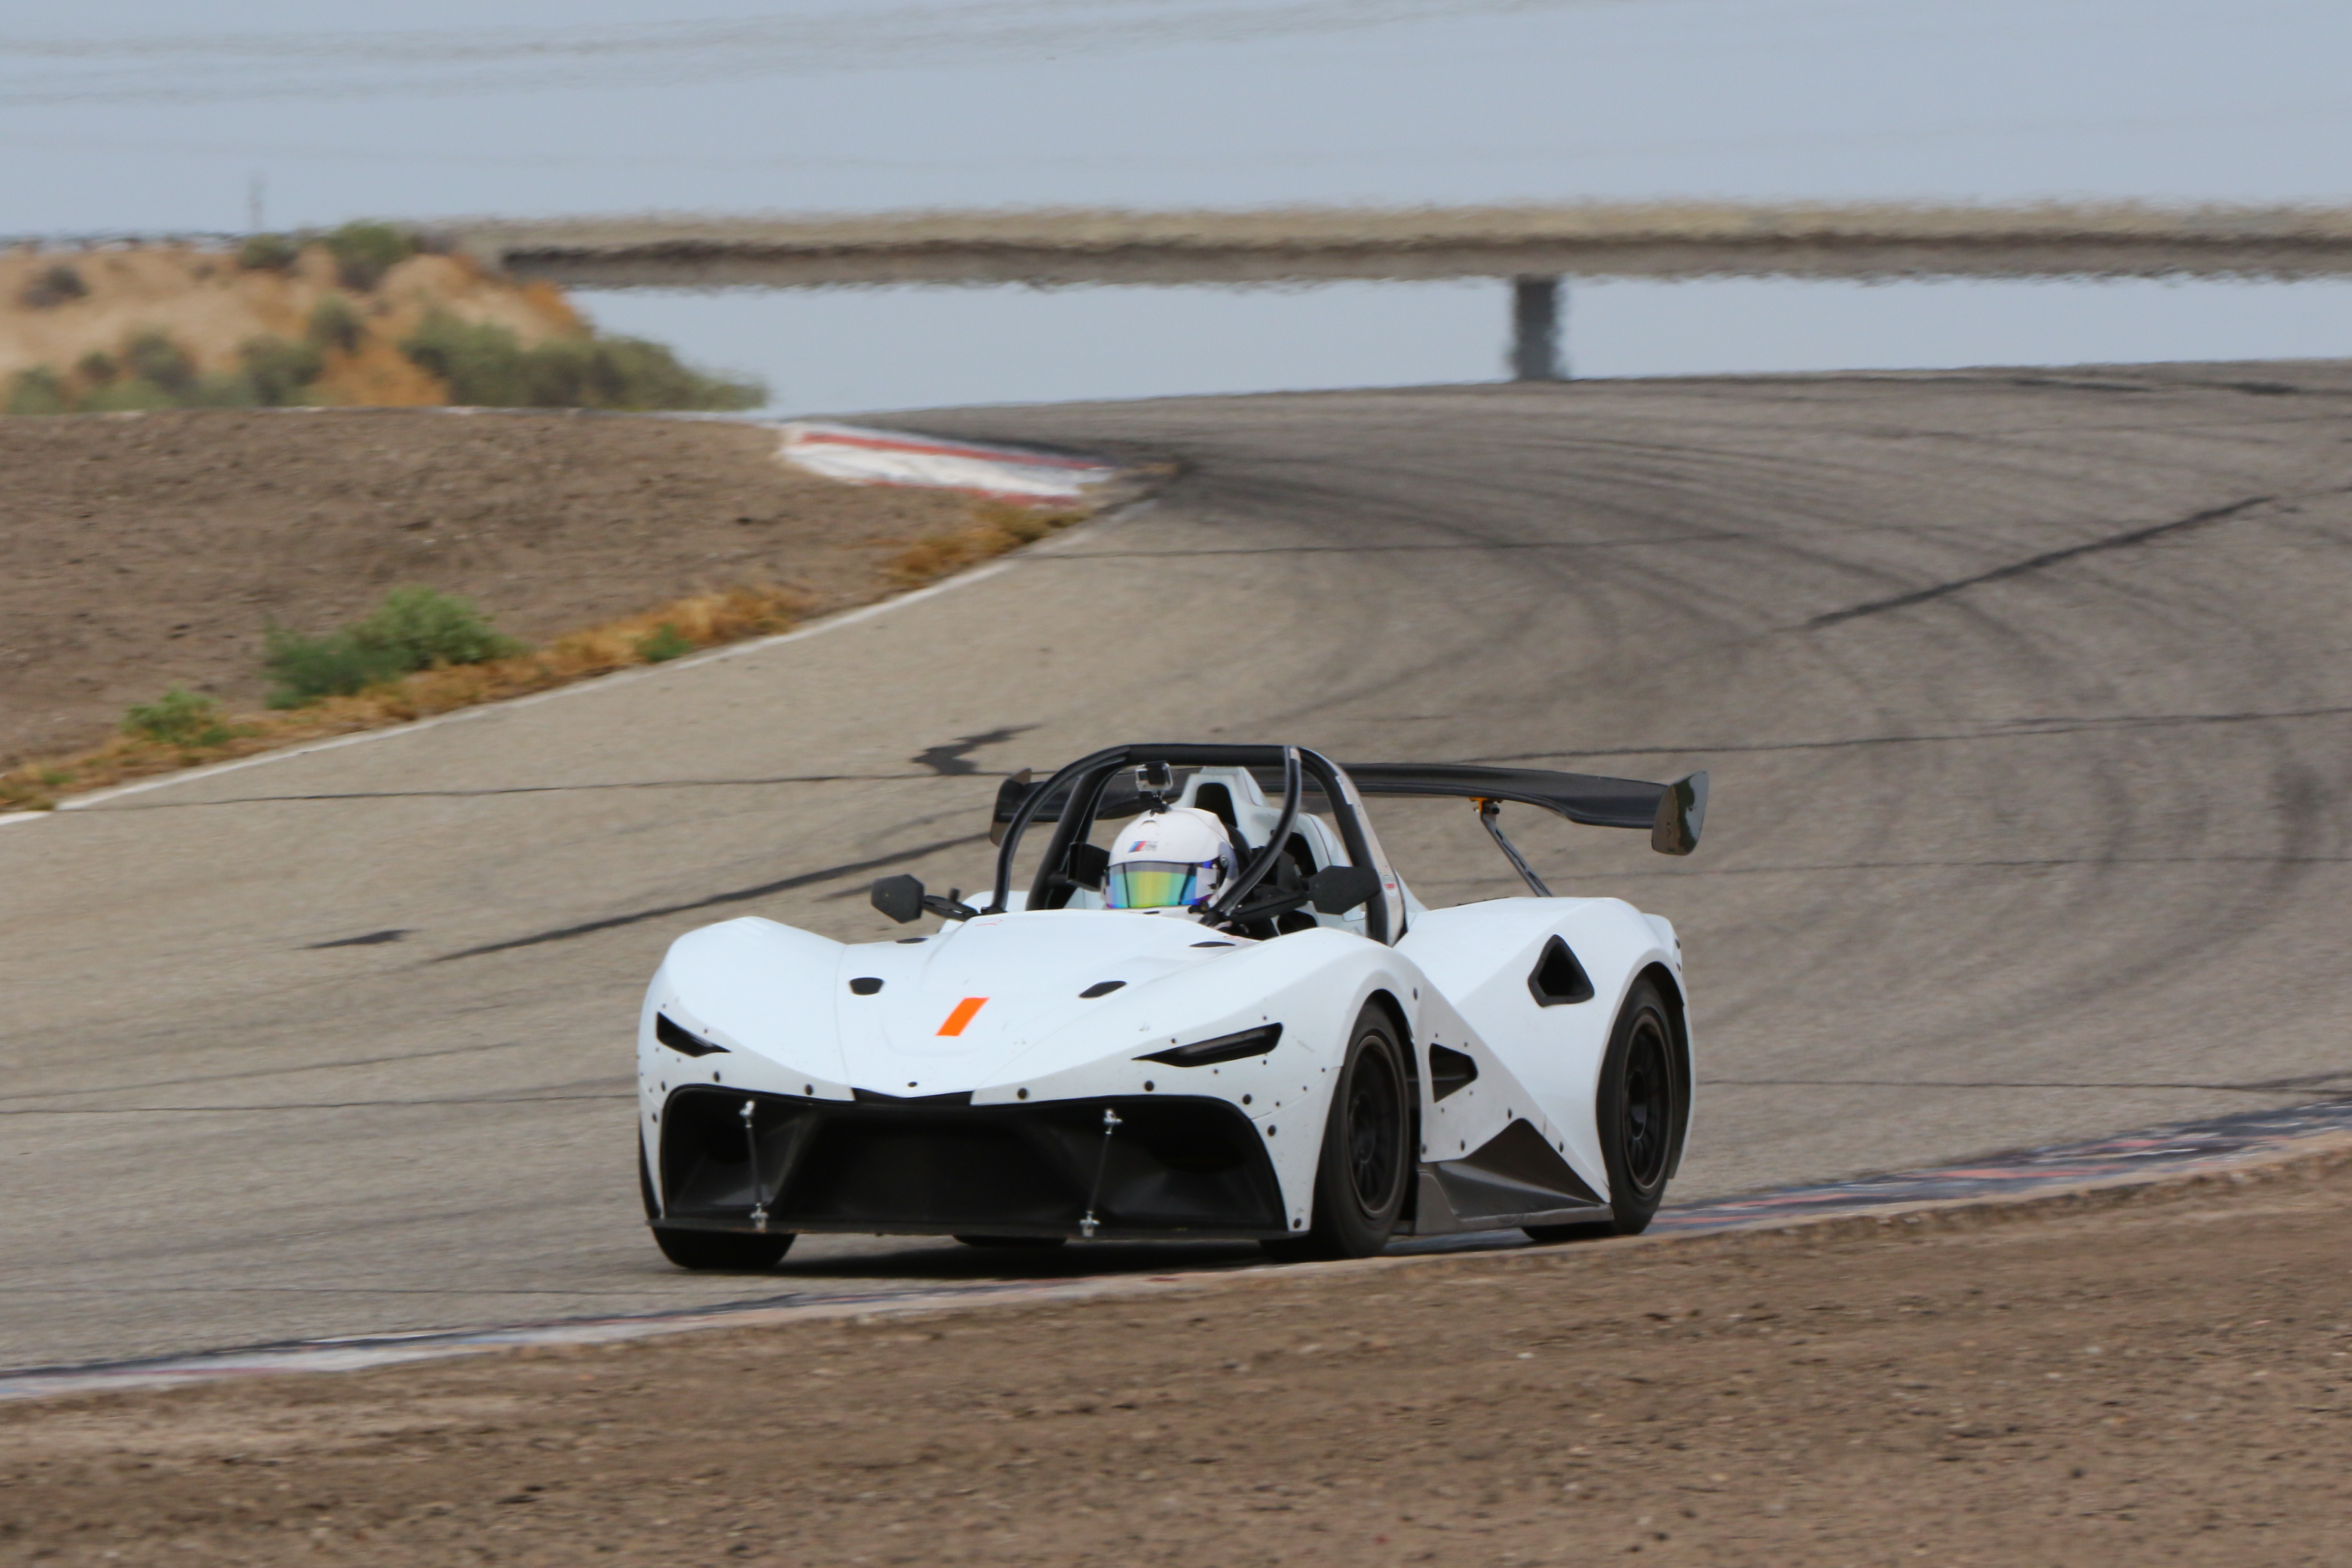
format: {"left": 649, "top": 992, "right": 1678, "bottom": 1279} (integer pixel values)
{"left": 1509, "top": 276, "right": 1565, "bottom": 382}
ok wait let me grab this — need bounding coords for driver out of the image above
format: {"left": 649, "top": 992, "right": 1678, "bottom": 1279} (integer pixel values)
{"left": 1104, "top": 806, "right": 1237, "bottom": 913}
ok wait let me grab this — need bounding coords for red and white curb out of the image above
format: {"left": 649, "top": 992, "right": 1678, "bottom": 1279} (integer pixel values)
{"left": 780, "top": 421, "right": 1120, "bottom": 504}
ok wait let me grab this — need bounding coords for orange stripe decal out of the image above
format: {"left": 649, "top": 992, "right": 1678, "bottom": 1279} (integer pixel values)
{"left": 937, "top": 997, "right": 988, "bottom": 1036}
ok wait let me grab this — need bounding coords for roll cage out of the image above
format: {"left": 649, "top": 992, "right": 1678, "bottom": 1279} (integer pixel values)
{"left": 983, "top": 744, "right": 1709, "bottom": 945}
{"left": 989, "top": 744, "right": 1404, "bottom": 941}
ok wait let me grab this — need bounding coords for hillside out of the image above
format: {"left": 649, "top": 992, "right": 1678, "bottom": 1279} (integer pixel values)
{"left": 1, "top": 227, "right": 760, "bottom": 413}
{"left": 0, "top": 410, "right": 981, "bottom": 770}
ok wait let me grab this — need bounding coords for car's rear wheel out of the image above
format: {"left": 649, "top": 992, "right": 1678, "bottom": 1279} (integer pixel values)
{"left": 1262, "top": 1004, "right": 1411, "bottom": 1262}
{"left": 1526, "top": 978, "right": 1678, "bottom": 1243}
{"left": 641, "top": 1136, "right": 795, "bottom": 1269}
{"left": 954, "top": 1235, "right": 1068, "bottom": 1249}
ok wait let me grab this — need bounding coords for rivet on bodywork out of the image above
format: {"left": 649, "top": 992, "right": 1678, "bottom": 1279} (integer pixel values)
{"left": 1017, "top": 1088, "right": 1029, "bottom": 1099}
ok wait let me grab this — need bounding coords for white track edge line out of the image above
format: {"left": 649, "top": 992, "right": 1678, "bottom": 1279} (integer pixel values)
{"left": 0, "top": 496, "right": 1154, "bottom": 823}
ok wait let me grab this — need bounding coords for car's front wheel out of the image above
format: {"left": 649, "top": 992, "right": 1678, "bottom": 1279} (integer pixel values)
{"left": 1262, "top": 1003, "right": 1411, "bottom": 1262}
{"left": 651, "top": 1226, "right": 795, "bottom": 1271}
{"left": 641, "top": 1136, "right": 795, "bottom": 1269}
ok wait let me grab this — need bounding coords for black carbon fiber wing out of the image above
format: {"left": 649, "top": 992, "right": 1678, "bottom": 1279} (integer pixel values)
{"left": 1341, "top": 763, "right": 1709, "bottom": 855}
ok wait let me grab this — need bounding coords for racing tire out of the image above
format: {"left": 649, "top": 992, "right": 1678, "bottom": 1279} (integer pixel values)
{"left": 650, "top": 1225, "right": 795, "bottom": 1271}
{"left": 641, "top": 1137, "right": 795, "bottom": 1269}
{"left": 954, "top": 1235, "right": 1068, "bottom": 1249}
{"left": 1529, "top": 977, "right": 1678, "bottom": 1242}
{"left": 1260, "top": 1004, "right": 1412, "bottom": 1262}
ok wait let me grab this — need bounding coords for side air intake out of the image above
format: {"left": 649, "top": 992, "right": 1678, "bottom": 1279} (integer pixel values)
{"left": 1527, "top": 937, "right": 1594, "bottom": 1007}
{"left": 1429, "top": 1044, "right": 1479, "bottom": 1100}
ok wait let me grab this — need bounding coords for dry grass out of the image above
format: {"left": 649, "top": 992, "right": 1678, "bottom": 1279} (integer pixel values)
{"left": 0, "top": 485, "right": 1109, "bottom": 814}
{"left": 0, "top": 585, "right": 803, "bottom": 812}
{"left": 885, "top": 498, "right": 1089, "bottom": 586}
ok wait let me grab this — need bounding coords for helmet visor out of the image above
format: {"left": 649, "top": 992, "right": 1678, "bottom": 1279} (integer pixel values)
{"left": 1106, "top": 861, "right": 1201, "bottom": 910}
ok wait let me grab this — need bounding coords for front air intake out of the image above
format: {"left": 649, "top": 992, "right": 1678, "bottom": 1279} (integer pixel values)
{"left": 656, "top": 1014, "right": 728, "bottom": 1057}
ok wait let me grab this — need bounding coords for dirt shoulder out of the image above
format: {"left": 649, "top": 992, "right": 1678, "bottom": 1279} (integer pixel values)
{"left": 4, "top": 1155, "right": 2346, "bottom": 1566}
{"left": 0, "top": 409, "right": 981, "bottom": 769}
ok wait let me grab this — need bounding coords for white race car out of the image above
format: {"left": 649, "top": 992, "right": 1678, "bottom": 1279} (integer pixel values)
{"left": 637, "top": 744, "right": 1706, "bottom": 1268}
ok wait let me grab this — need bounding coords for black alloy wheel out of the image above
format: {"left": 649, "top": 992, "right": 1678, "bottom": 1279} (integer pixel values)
{"left": 1618, "top": 1007, "right": 1674, "bottom": 1193}
{"left": 1262, "top": 1004, "right": 1411, "bottom": 1262}
{"left": 1527, "top": 978, "right": 1680, "bottom": 1243}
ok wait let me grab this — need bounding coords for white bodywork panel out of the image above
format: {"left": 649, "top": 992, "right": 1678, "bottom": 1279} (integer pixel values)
{"left": 642, "top": 892, "right": 1687, "bottom": 1240}
{"left": 640, "top": 759, "right": 1694, "bottom": 1243}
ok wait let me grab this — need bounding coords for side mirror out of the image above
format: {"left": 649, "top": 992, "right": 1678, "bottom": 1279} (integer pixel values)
{"left": 1650, "top": 771, "right": 1709, "bottom": 857}
{"left": 1307, "top": 863, "right": 1382, "bottom": 915}
{"left": 1064, "top": 841, "right": 1109, "bottom": 893}
{"left": 988, "top": 769, "right": 1035, "bottom": 846}
{"left": 871, "top": 874, "right": 926, "bottom": 924}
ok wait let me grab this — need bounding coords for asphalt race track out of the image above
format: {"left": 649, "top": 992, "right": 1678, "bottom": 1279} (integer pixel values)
{"left": 6, "top": 363, "right": 2350, "bottom": 1371}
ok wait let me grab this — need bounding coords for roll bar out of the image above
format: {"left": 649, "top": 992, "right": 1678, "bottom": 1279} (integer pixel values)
{"left": 987, "top": 743, "right": 1399, "bottom": 943}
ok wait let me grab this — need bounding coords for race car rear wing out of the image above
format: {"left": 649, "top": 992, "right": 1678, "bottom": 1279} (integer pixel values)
{"left": 1341, "top": 764, "right": 1709, "bottom": 857}
{"left": 992, "top": 760, "right": 1708, "bottom": 856}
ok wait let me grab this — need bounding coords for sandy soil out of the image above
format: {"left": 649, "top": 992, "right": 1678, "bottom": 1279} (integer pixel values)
{"left": 0, "top": 409, "right": 977, "bottom": 767}
{"left": 3, "top": 1154, "right": 2345, "bottom": 1566}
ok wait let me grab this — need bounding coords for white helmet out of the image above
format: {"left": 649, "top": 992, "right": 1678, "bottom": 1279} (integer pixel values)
{"left": 1106, "top": 807, "right": 1237, "bottom": 912}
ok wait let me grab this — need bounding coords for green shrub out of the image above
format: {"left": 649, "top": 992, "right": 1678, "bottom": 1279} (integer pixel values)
{"left": 323, "top": 221, "right": 414, "bottom": 291}
{"left": 21, "top": 263, "right": 87, "bottom": 309}
{"left": 263, "top": 586, "right": 525, "bottom": 707}
{"left": 398, "top": 310, "right": 765, "bottom": 411}
{"left": 306, "top": 297, "right": 363, "bottom": 354}
{"left": 634, "top": 623, "right": 695, "bottom": 663}
{"left": 76, "top": 350, "right": 118, "bottom": 386}
{"left": 122, "top": 688, "right": 236, "bottom": 748}
{"left": 238, "top": 233, "right": 300, "bottom": 272}
{"left": 6, "top": 366, "right": 70, "bottom": 416}
{"left": 353, "top": 585, "right": 525, "bottom": 668}
{"left": 77, "top": 377, "right": 178, "bottom": 413}
{"left": 121, "top": 330, "right": 197, "bottom": 395}
{"left": 261, "top": 627, "right": 413, "bottom": 707}
{"left": 399, "top": 312, "right": 530, "bottom": 405}
{"left": 181, "top": 372, "right": 265, "bottom": 409}
{"left": 239, "top": 335, "right": 325, "bottom": 404}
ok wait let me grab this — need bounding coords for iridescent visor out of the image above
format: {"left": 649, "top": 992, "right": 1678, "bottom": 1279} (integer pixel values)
{"left": 1106, "top": 861, "right": 1200, "bottom": 910}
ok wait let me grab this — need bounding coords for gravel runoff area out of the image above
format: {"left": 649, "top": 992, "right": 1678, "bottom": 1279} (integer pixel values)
{"left": 3, "top": 1150, "right": 2346, "bottom": 1567}
{"left": 0, "top": 409, "right": 979, "bottom": 767}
